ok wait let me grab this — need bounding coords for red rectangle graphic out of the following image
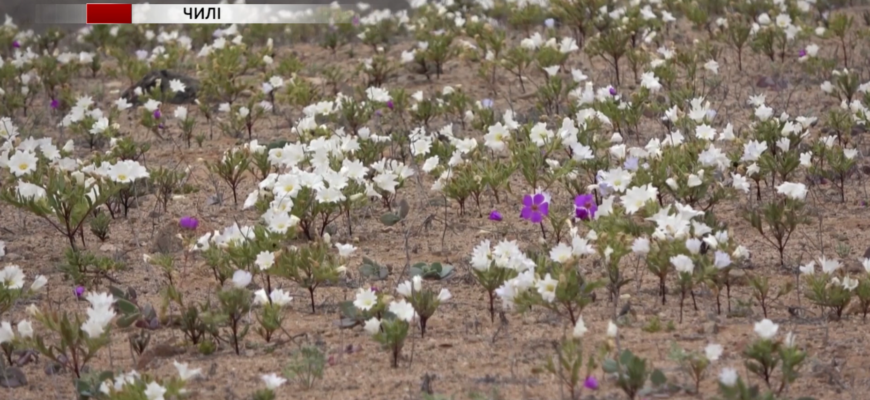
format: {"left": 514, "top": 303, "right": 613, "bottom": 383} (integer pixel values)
{"left": 87, "top": 3, "right": 132, "bottom": 24}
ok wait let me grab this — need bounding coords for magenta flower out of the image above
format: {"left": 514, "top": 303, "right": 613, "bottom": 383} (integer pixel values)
{"left": 179, "top": 216, "right": 198, "bottom": 230}
{"left": 584, "top": 375, "right": 599, "bottom": 390}
{"left": 74, "top": 286, "right": 85, "bottom": 298}
{"left": 50, "top": 98, "right": 60, "bottom": 109}
{"left": 386, "top": 100, "right": 394, "bottom": 110}
{"left": 608, "top": 87, "right": 617, "bottom": 96}
{"left": 574, "top": 194, "right": 597, "bottom": 220}
{"left": 489, "top": 210, "right": 503, "bottom": 221}
{"left": 799, "top": 49, "right": 807, "bottom": 57}
{"left": 153, "top": 109, "right": 161, "bottom": 119}
{"left": 520, "top": 193, "right": 549, "bottom": 223}
{"left": 12, "top": 41, "right": 20, "bottom": 48}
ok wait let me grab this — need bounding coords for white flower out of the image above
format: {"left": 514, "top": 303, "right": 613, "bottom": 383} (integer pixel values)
{"left": 705, "top": 343, "right": 723, "bottom": 361}
{"left": 714, "top": 251, "right": 731, "bottom": 269}
{"left": 437, "top": 288, "right": 452, "bottom": 302}
{"left": 549, "top": 243, "right": 573, "bottom": 263}
{"left": 0, "top": 321, "right": 13, "bottom": 344}
{"left": 841, "top": 276, "right": 858, "bottom": 291}
{"left": 144, "top": 381, "right": 166, "bottom": 400}
{"left": 255, "top": 251, "right": 275, "bottom": 270}
{"left": 7, "top": 150, "right": 37, "bottom": 176}
{"left": 269, "top": 289, "right": 293, "bottom": 306}
{"left": 640, "top": 72, "right": 662, "bottom": 92}
{"left": 631, "top": 237, "right": 650, "bottom": 255}
{"left": 143, "top": 99, "right": 161, "bottom": 112}
{"left": 388, "top": 299, "right": 417, "bottom": 322}
{"left": 0, "top": 265, "right": 25, "bottom": 289}
{"left": 335, "top": 243, "right": 357, "bottom": 258}
{"left": 174, "top": 106, "right": 188, "bottom": 120}
{"left": 862, "top": 258, "right": 870, "bottom": 274}
{"left": 353, "top": 288, "right": 377, "bottom": 311}
{"left": 753, "top": 318, "right": 779, "bottom": 339}
{"left": 169, "top": 79, "right": 186, "bottom": 93}
{"left": 573, "top": 316, "right": 588, "bottom": 338}
{"left": 670, "top": 255, "right": 694, "bottom": 274}
{"left": 719, "top": 367, "right": 738, "bottom": 386}
{"left": 535, "top": 274, "right": 558, "bottom": 303}
{"left": 31, "top": 275, "right": 47, "bottom": 291}
{"left": 261, "top": 373, "right": 286, "bottom": 390}
{"left": 397, "top": 276, "right": 422, "bottom": 297}
{"left": 364, "top": 317, "right": 381, "bottom": 335}
{"left": 818, "top": 256, "right": 841, "bottom": 274}
{"left": 776, "top": 182, "right": 807, "bottom": 200}
{"left": 17, "top": 320, "right": 33, "bottom": 338}
{"left": 173, "top": 360, "right": 202, "bottom": 381}
{"left": 607, "top": 320, "right": 618, "bottom": 337}
{"left": 231, "top": 270, "right": 252, "bottom": 288}
{"left": 704, "top": 60, "right": 719, "bottom": 74}
{"left": 799, "top": 261, "right": 815, "bottom": 275}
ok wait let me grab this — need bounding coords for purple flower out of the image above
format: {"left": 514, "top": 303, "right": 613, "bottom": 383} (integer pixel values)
{"left": 179, "top": 216, "right": 198, "bottom": 230}
{"left": 74, "top": 286, "right": 85, "bottom": 299}
{"left": 608, "top": 87, "right": 617, "bottom": 96}
{"left": 371, "top": 286, "right": 380, "bottom": 293}
{"left": 799, "top": 49, "right": 807, "bottom": 57}
{"left": 489, "top": 210, "right": 503, "bottom": 221}
{"left": 352, "top": 15, "right": 360, "bottom": 26}
{"left": 50, "top": 98, "right": 59, "bottom": 109}
{"left": 544, "top": 18, "right": 555, "bottom": 28}
{"left": 12, "top": 41, "right": 20, "bottom": 49}
{"left": 386, "top": 100, "right": 394, "bottom": 110}
{"left": 584, "top": 375, "right": 599, "bottom": 390}
{"left": 574, "top": 194, "right": 597, "bottom": 221}
{"left": 153, "top": 109, "right": 161, "bottom": 119}
{"left": 623, "top": 157, "right": 639, "bottom": 171}
{"left": 520, "top": 193, "right": 549, "bottom": 223}
{"left": 481, "top": 98, "right": 493, "bottom": 109}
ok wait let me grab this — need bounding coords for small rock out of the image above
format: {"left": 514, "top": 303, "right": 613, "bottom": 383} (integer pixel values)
{"left": 0, "top": 367, "right": 27, "bottom": 388}
{"left": 728, "top": 269, "right": 748, "bottom": 286}
{"left": 99, "top": 243, "right": 117, "bottom": 253}
{"left": 700, "top": 321, "right": 719, "bottom": 335}
{"left": 44, "top": 363, "right": 64, "bottom": 375}
{"left": 755, "top": 75, "right": 789, "bottom": 91}
{"left": 152, "top": 223, "right": 183, "bottom": 254}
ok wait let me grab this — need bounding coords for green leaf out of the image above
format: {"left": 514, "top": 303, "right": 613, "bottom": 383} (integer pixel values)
{"left": 360, "top": 263, "right": 389, "bottom": 281}
{"left": 438, "top": 264, "right": 454, "bottom": 278}
{"left": 337, "top": 317, "right": 359, "bottom": 329}
{"left": 398, "top": 199, "right": 410, "bottom": 219}
{"left": 650, "top": 369, "right": 667, "bottom": 386}
{"left": 602, "top": 358, "right": 619, "bottom": 373}
{"left": 360, "top": 257, "right": 389, "bottom": 280}
{"left": 338, "top": 301, "right": 359, "bottom": 320}
{"left": 116, "top": 313, "right": 140, "bottom": 328}
{"left": 266, "top": 140, "right": 290, "bottom": 150}
{"left": 108, "top": 285, "right": 127, "bottom": 300}
{"left": 380, "top": 213, "right": 402, "bottom": 226}
{"left": 116, "top": 298, "right": 139, "bottom": 315}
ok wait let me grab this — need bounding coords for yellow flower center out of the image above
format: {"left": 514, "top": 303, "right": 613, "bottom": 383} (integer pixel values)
{"left": 18, "top": 163, "right": 28, "bottom": 171}
{"left": 117, "top": 174, "right": 127, "bottom": 181}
